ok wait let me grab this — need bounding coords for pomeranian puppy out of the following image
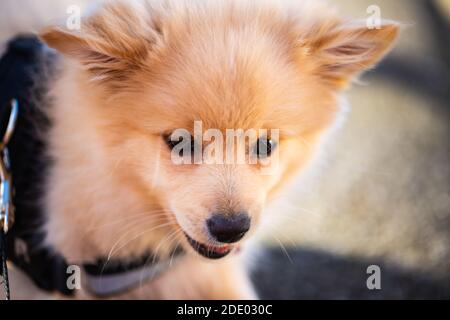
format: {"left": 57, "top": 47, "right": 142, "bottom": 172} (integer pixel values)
{"left": 8, "top": 0, "right": 398, "bottom": 299}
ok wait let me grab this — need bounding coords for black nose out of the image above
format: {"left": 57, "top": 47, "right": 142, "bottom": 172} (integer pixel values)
{"left": 207, "top": 212, "right": 251, "bottom": 243}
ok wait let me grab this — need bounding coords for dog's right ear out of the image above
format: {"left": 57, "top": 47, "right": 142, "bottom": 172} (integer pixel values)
{"left": 40, "top": 1, "right": 164, "bottom": 84}
{"left": 297, "top": 19, "right": 399, "bottom": 89}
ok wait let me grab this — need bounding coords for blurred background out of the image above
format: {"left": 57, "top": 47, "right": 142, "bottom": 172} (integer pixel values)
{"left": 1, "top": 0, "right": 449, "bottom": 299}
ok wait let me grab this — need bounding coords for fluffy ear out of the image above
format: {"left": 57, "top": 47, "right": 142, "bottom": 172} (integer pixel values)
{"left": 40, "top": 1, "right": 163, "bottom": 85}
{"left": 302, "top": 21, "right": 399, "bottom": 88}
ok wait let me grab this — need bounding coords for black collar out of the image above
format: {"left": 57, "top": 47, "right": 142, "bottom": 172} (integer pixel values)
{"left": 0, "top": 35, "right": 183, "bottom": 299}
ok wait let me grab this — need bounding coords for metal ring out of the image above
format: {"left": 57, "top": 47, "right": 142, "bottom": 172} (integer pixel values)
{"left": 0, "top": 99, "right": 19, "bottom": 150}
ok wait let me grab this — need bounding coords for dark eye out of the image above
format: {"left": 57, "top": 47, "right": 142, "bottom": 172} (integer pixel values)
{"left": 163, "top": 133, "right": 195, "bottom": 155}
{"left": 255, "top": 138, "right": 276, "bottom": 158}
{"left": 164, "top": 134, "right": 182, "bottom": 150}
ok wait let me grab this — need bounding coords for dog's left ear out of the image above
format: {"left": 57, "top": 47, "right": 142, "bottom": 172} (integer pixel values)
{"left": 40, "top": 1, "right": 163, "bottom": 86}
{"left": 301, "top": 21, "right": 399, "bottom": 88}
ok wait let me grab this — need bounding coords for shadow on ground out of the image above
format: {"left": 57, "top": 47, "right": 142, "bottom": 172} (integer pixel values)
{"left": 252, "top": 247, "right": 450, "bottom": 299}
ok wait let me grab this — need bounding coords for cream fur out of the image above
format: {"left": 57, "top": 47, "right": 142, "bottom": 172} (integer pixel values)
{"left": 8, "top": 0, "right": 398, "bottom": 299}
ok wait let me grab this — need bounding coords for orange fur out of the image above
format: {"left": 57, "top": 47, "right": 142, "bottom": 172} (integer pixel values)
{"left": 37, "top": 0, "right": 398, "bottom": 299}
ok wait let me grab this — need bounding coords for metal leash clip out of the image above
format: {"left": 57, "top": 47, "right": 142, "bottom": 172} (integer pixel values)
{"left": 0, "top": 99, "right": 18, "bottom": 300}
{"left": 0, "top": 99, "right": 18, "bottom": 234}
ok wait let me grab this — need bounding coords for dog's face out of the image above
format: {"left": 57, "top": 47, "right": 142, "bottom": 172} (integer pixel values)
{"left": 41, "top": 1, "right": 398, "bottom": 259}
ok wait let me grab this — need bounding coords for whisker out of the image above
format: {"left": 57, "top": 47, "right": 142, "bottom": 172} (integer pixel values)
{"left": 98, "top": 220, "right": 175, "bottom": 278}
{"left": 151, "top": 228, "right": 183, "bottom": 265}
{"left": 106, "top": 220, "right": 176, "bottom": 261}
{"left": 138, "top": 228, "right": 182, "bottom": 291}
{"left": 271, "top": 234, "right": 294, "bottom": 265}
{"left": 169, "top": 239, "right": 182, "bottom": 267}
{"left": 84, "top": 210, "right": 172, "bottom": 233}
{"left": 81, "top": 215, "right": 168, "bottom": 245}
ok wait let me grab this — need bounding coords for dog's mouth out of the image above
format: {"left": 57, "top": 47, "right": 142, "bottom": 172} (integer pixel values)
{"left": 184, "top": 233, "right": 233, "bottom": 259}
